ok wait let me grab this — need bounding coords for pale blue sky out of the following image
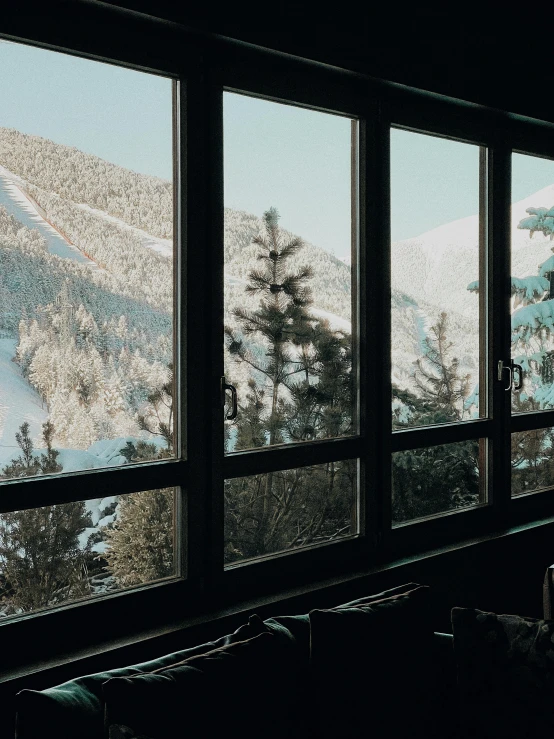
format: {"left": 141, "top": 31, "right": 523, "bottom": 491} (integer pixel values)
{"left": 1, "top": 39, "right": 554, "bottom": 260}
{"left": 224, "top": 92, "right": 352, "bottom": 259}
{"left": 0, "top": 40, "right": 173, "bottom": 180}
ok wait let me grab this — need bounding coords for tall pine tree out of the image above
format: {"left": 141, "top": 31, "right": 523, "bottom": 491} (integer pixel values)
{"left": 392, "top": 313, "right": 479, "bottom": 522}
{"left": 224, "top": 208, "right": 355, "bottom": 562}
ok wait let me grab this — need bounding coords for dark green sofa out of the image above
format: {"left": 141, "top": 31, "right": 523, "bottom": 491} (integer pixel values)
{"left": 15, "top": 584, "right": 457, "bottom": 739}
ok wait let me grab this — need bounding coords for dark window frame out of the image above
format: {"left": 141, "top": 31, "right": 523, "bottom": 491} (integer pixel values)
{"left": 0, "top": 1, "right": 554, "bottom": 667}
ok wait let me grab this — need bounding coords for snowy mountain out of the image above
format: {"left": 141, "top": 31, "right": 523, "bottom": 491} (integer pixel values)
{"left": 390, "top": 188, "right": 554, "bottom": 402}
{"left": 2, "top": 125, "right": 554, "bottom": 458}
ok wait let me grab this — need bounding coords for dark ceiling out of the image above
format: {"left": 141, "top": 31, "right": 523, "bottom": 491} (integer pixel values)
{"left": 3, "top": 1, "right": 547, "bottom": 124}
{"left": 97, "top": 2, "right": 538, "bottom": 119}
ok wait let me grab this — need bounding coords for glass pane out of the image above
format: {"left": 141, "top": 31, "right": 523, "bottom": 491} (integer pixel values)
{"left": 512, "top": 428, "right": 554, "bottom": 496}
{"left": 0, "top": 41, "right": 175, "bottom": 480}
{"left": 0, "top": 488, "right": 177, "bottom": 619}
{"left": 224, "top": 460, "right": 358, "bottom": 564}
{"left": 391, "top": 130, "right": 482, "bottom": 429}
{"left": 223, "top": 93, "right": 355, "bottom": 453}
{"left": 511, "top": 154, "right": 554, "bottom": 412}
{"left": 392, "top": 440, "right": 484, "bottom": 524}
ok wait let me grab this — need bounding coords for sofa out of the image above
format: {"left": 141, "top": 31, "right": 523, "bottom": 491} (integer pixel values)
{"left": 15, "top": 581, "right": 554, "bottom": 739}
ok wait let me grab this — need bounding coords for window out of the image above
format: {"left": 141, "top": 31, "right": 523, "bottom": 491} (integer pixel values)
{"left": 222, "top": 92, "right": 360, "bottom": 564}
{"left": 0, "top": 40, "right": 179, "bottom": 619}
{"left": 390, "top": 129, "right": 487, "bottom": 525}
{"left": 511, "top": 153, "right": 554, "bottom": 497}
{"left": 1, "top": 10, "right": 554, "bottom": 648}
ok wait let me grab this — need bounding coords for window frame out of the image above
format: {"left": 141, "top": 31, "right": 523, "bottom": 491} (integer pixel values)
{"left": 1, "top": 1, "right": 554, "bottom": 666}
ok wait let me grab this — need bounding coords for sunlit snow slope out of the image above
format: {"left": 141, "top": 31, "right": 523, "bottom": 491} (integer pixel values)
{"left": 0, "top": 167, "right": 96, "bottom": 266}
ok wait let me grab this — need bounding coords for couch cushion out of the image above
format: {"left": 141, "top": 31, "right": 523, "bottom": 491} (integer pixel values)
{"left": 452, "top": 607, "right": 554, "bottom": 739}
{"left": 332, "top": 582, "right": 423, "bottom": 609}
{"left": 309, "top": 584, "right": 436, "bottom": 739}
{"left": 262, "top": 582, "right": 422, "bottom": 664}
{"left": 103, "top": 630, "right": 305, "bottom": 739}
{"left": 15, "top": 615, "right": 269, "bottom": 739}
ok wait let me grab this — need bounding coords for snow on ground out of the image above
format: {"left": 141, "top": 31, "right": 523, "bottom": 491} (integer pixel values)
{"left": 0, "top": 338, "right": 48, "bottom": 468}
{"left": 0, "top": 167, "right": 96, "bottom": 266}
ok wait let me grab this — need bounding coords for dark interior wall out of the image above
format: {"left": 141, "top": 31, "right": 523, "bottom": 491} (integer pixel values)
{"left": 0, "top": 0, "right": 553, "bottom": 720}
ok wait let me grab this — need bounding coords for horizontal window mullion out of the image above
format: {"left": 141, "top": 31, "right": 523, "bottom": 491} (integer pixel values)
{"left": 509, "top": 123, "right": 554, "bottom": 162}
{"left": 215, "top": 46, "right": 368, "bottom": 117}
{"left": 391, "top": 419, "right": 493, "bottom": 453}
{"left": 223, "top": 438, "right": 362, "bottom": 479}
{"left": 0, "top": 460, "right": 187, "bottom": 514}
{"left": 511, "top": 411, "right": 554, "bottom": 434}
{"left": 388, "top": 96, "right": 500, "bottom": 147}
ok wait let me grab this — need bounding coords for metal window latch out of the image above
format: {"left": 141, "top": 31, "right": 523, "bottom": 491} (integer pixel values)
{"left": 221, "top": 376, "right": 238, "bottom": 420}
{"left": 497, "top": 360, "right": 512, "bottom": 391}
{"left": 497, "top": 360, "right": 523, "bottom": 392}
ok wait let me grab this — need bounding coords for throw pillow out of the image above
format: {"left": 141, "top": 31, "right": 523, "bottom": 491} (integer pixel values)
{"left": 104, "top": 630, "right": 304, "bottom": 739}
{"left": 309, "top": 584, "right": 435, "bottom": 739}
{"left": 452, "top": 607, "right": 554, "bottom": 739}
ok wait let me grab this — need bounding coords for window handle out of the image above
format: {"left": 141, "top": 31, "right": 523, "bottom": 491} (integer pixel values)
{"left": 512, "top": 362, "right": 524, "bottom": 392}
{"left": 497, "top": 360, "right": 512, "bottom": 391}
{"left": 221, "top": 377, "right": 238, "bottom": 420}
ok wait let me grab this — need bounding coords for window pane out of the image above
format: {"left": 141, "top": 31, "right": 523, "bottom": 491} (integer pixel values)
{"left": 511, "top": 154, "right": 554, "bottom": 412}
{"left": 391, "top": 130, "right": 482, "bottom": 429}
{"left": 224, "top": 460, "right": 358, "bottom": 564}
{"left": 0, "top": 42, "right": 175, "bottom": 480}
{"left": 392, "top": 440, "right": 484, "bottom": 524}
{"left": 0, "top": 488, "right": 177, "bottom": 619}
{"left": 512, "top": 428, "right": 554, "bottom": 496}
{"left": 223, "top": 93, "right": 355, "bottom": 452}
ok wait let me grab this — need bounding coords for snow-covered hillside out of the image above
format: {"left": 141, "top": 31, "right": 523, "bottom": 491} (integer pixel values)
{"left": 390, "top": 188, "right": 554, "bottom": 401}
{"left": 3, "top": 125, "right": 554, "bottom": 456}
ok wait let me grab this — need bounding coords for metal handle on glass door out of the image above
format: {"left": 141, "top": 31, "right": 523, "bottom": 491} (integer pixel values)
{"left": 497, "top": 360, "right": 512, "bottom": 391}
{"left": 512, "top": 362, "right": 523, "bottom": 392}
{"left": 221, "top": 377, "right": 238, "bottom": 420}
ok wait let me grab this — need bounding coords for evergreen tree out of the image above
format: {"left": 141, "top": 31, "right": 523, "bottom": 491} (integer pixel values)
{"left": 224, "top": 208, "right": 354, "bottom": 562}
{"left": 102, "top": 487, "right": 174, "bottom": 587}
{"left": 391, "top": 313, "right": 479, "bottom": 522}
{"left": 0, "top": 423, "right": 90, "bottom": 613}
{"left": 413, "top": 312, "right": 471, "bottom": 422}
{"left": 103, "top": 370, "right": 174, "bottom": 587}
{"left": 38, "top": 420, "right": 63, "bottom": 474}
{"left": 2, "top": 422, "right": 40, "bottom": 478}
{"left": 471, "top": 203, "right": 554, "bottom": 491}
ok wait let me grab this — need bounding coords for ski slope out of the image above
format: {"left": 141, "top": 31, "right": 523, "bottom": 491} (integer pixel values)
{"left": 0, "top": 166, "right": 96, "bottom": 267}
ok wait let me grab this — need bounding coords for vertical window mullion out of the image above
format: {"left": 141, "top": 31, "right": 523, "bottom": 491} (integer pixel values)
{"left": 183, "top": 68, "right": 222, "bottom": 590}
{"left": 173, "top": 77, "right": 186, "bottom": 580}
{"left": 363, "top": 103, "right": 391, "bottom": 559}
{"left": 207, "top": 79, "right": 226, "bottom": 589}
{"left": 488, "top": 143, "right": 512, "bottom": 522}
